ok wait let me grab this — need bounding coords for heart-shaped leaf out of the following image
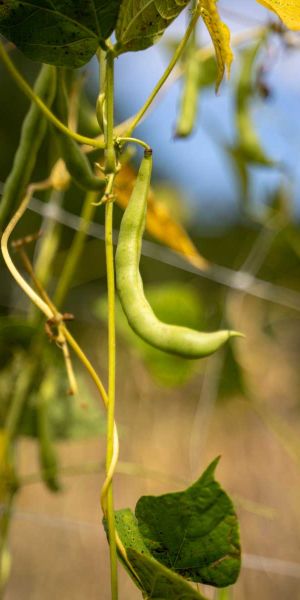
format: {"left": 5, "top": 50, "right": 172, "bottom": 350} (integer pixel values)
{"left": 135, "top": 457, "right": 241, "bottom": 587}
{"left": 113, "top": 458, "right": 241, "bottom": 595}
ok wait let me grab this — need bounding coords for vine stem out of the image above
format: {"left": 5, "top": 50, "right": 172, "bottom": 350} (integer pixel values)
{"left": 15, "top": 245, "right": 78, "bottom": 396}
{"left": 100, "top": 44, "right": 119, "bottom": 600}
{"left": 0, "top": 178, "right": 130, "bottom": 585}
{"left": 103, "top": 174, "right": 119, "bottom": 600}
{"left": 105, "top": 51, "right": 117, "bottom": 173}
{"left": 1, "top": 182, "right": 53, "bottom": 320}
{"left": 0, "top": 180, "right": 119, "bottom": 452}
{"left": 0, "top": 42, "right": 105, "bottom": 149}
{"left": 116, "top": 136, "right": 151, "bottom": 152}
{"left": 125, "top": 2, "right": 201, "bottom": 136}
{"left": 0, "top": 177, "right": 122, "bottom": 540}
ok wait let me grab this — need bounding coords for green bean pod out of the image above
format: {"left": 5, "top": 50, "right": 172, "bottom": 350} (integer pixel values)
{"left": 0, "top": 64, "right": 56, "bottom": 229}
{"left": 37, "top": 383, "right": 61, "bottom": 493}
{"left": 116, "top": 150, "right": 242, "bottom": 359}
{"left": 235, "top": 38, "right": 273, "bottom": 166}
{"left": 175, "top": 51, "right": 200, "bottom": 138}
{"left": 54, "top": 70, "right": 105, "bottom": 192}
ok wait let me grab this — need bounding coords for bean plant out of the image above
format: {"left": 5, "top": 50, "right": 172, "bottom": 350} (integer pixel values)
{"left": 0, "top": 1, "right": 298, "bottom": 598}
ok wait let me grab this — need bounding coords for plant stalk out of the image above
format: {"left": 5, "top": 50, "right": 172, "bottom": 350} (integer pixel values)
{"left": 103, "top": 48, "right": 118, "bottom": 600}
{"left": 0, "top": 42, "right": 105, "bottom": 149}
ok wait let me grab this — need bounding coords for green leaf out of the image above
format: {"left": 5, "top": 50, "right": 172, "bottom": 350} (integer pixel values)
{"left": 21, "top": 369, "right": 106, "bottom": 441}
{"left": 115, "top": 508, "right": 151, "bottom": 557}
{"left": 115, "top": 0, "right": 190, "bottom": 54}
{"left": 0, "top": 1, "right": 122, "bottom": 67}
{"left": 135, "top": 458, "right": 241, "bottom": 587}
{"left": 127, "top": 549, "right": 208, "bottom": 599}
{"left": 114, "top": 509, "right": 207, "bottom": 598}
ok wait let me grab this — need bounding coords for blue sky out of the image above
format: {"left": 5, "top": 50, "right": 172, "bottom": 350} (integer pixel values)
{"left": 98, "top": 1, "right": 300, "bottom": 227}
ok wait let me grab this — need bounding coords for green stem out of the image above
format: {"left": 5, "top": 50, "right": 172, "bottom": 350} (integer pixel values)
{"left": 125, "top": 4, "right": 201, "bottom": 136}
{"left": 116, "top": 136, "right": 151, "bottom": 152}
{"left": 102, "top": 46, "right": 119, "bottom": 600}
{"left": 53, "top": 189, "right": 98, "bottom": 308}
{"left": 104, "top": 175, "right": 118, "bottom": 600}
{"left": 0, "top": 42, "right": 104, "bottom": 149}
{"left": 105, "top": 51, "right": 117, "bottom": 173}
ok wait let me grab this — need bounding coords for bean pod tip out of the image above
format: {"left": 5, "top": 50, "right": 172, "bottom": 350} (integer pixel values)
{"left": 144, "top": 147, "right": 153, "bottom": 158}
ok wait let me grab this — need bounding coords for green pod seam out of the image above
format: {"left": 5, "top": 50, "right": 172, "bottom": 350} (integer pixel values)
{"left": 0, "top": 64, "right": 56, "bottom": 229}
{"left": 116, "top": 150, "right": 242, "bottom": 359}
{"left": 54, "top": 70, "right": 105, "bottom": 192}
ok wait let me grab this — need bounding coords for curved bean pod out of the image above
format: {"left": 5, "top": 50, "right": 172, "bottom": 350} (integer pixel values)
{"left": 0, "top": 64, "right": 56, "bottom": 229}
{"left": 116, "top": 150, "right": 242, "bottom": 358}
{"left": 54, "top": 70, "right": 105, "bottom": 192}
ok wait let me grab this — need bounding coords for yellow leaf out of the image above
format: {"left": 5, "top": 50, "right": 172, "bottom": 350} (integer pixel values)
{"left": 200, "top": 0, "right": 233, "bottom": 92}
{"left": 257, "top": 0, "right": 300, "bottom": 30}
{"left": 115, "top": 165, "right": 209, "bottom": 270}
{"left": 50, "top": 158, "right": 71, "bottom": 191}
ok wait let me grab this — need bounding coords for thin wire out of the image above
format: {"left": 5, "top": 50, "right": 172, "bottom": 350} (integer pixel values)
{"left": 13, "top": 192, "right": 300, "bottom": 313}
{"left": 188, "top": 215, "right": 286, "bottom": 472}
{"left": 1, "top": 505, "right": 299, "bottom": 579}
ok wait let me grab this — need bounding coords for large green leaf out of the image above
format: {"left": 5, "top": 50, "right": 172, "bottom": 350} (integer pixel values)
{"left": 115, "top": 0, "right": 190, "bottom": 54}
{"left": 0, "top": 1, "right": 121, "bottom": 67}
{"left": 135, "top": 458, "right": 241, "bottom": 587}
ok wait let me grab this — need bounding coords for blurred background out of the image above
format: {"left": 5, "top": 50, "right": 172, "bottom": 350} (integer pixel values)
{"left": 0, "top": 1, "right": 300, "bottom": 599}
